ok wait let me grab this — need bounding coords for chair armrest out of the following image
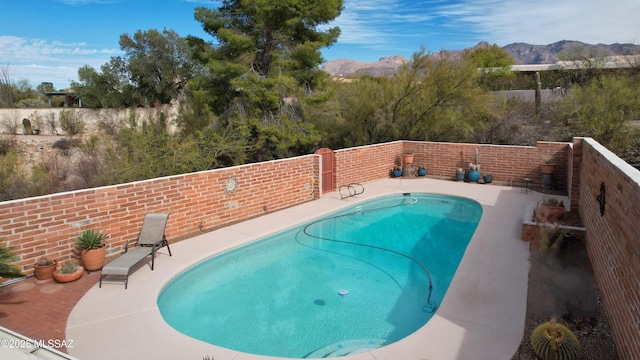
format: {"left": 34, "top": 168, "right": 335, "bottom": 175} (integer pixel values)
{"left": 123, "top": 238, "right": 139, "bottom": 252}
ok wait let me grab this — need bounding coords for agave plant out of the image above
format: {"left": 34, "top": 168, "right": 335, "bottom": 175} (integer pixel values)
{"left": 0, "top": 239, "right": 24, "bottom": 279}
{"left": 75, "top": 229, "right": 107, "bottom": 250}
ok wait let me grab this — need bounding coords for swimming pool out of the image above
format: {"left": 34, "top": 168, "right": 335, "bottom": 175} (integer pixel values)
{"left": 158, "top": 193, "right": 482, "bottom": 358}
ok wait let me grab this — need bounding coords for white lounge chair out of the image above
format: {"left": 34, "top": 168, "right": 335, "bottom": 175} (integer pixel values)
{"left": 99, "top": 213, "right": 171, "bottom": 289}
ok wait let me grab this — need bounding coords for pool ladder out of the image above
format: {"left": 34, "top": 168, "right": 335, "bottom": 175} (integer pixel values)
{"left": 339, "top": 183, "right": 364, "bottom": 200}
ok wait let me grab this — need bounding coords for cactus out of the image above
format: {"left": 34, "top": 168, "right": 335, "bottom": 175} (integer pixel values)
{"left": 531, "top": 318, "right": 580, "bottom": 360}
{"left": 59, "top": 260, "right": 79, "bottom": 274}
{"left": 37, "top": 257, "right": 53, "bottom": 266}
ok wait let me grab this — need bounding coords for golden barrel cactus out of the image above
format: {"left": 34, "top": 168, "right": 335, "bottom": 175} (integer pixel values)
{"left": 531, "top": 318, "right": 581, "bottom": 360}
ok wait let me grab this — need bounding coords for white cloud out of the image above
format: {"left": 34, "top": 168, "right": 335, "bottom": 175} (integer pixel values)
{"left": 0, "top": 36, "right": 120, "bottom": 89}
{"left": 436, "top": 0, "right": 640, "bottom": 46}
{"left": 0, "top": 36, "right": 120, "bottom": 66}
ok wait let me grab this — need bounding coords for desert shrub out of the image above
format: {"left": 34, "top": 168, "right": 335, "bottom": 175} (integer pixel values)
{"left": 59, "top": 109, "right": 85, "bottom": 136}
{"left": 16, "top": 98, "right": 47, "bottom": 108}
{"left": 1, "top": 111, "right": 20, "bottom": 135}
{"left": 52, "top": 138, "right": 82, "bottom": 156}
{"left": 0, "top": 135, "right": 16, "bottom": 156}
{"left": 0, "top": 150, "right": 36, "bottom": 200}
{"left": 96, "top": 111, "right": 121, "bottom": 135}
{"left": 44, "top": 112, "right": 57, "bottom": 135}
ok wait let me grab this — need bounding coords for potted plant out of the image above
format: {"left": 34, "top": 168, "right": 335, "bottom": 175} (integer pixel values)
{"left": 76, "top": 229, "right": 107, "bottom": 272}
{"left": 483, "top": 173, "right": 493, "bottom": 184}
{"left": 541, "top": 156, "right": 556, "bottom": 174}
{"left": 392, "top": 166, "right": 403, "bottom": 177}
{"left": 455, "top": 168, "right": 465, "bottom": 181}
{"left": 417, "top": 167, "right": 427, "bottom": 176}
{"left": 401, "top": 151, "right": 414, "bottom": 165}
{"left": 534, "top": 197, "right": 566, "bottom": 223}
{"left": 34, "top": 256, "right": 57, "bottom": 280}
{"left": 53, "top": 260, "right": 83, "bottom": 283}
{"left": 467, "top": 163, "right": 480, "bottom": 182}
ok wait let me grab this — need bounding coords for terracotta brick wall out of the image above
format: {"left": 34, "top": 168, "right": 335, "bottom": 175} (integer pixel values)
{"left": 333, "top": 140, "right": 570, "bottom": 192}
{"left": 0, "top": 155, "right": 320, "bottom": 275}
{"left": 577, "top": 138, "right": 640, "bottom": 360}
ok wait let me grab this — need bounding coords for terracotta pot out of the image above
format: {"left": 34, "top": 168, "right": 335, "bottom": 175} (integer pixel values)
{"left": 540, "top": 163, "right": 555, "bottom": 174}
{"left": 535, "top": 204, "right": 566, "bottom": 223}
{"left": 80, "top": 246, "right": 106, "bottom": 271}
{"left": 53, "top": 266, "right": 83, "bottom": 283}
{"left": 34, "top": 260, "right": 57, "bottom": 280}
{"left": 402, "top": 153, "right": 414, "bottom": 164}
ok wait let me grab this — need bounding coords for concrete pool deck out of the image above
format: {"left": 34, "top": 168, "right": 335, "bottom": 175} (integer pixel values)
{"left": 67, "top": 177, "right": 550, "bottom": 360}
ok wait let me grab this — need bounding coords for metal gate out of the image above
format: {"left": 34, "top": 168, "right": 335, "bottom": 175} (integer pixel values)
{"left": 314, "top": 148, "right": 334, "bottom": 194}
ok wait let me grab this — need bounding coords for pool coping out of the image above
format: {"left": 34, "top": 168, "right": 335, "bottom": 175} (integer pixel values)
{"left": 67, "top": 178, "right": 547, "bottom": 360}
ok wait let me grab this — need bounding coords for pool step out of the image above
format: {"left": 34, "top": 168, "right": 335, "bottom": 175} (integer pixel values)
{"left": 304, "top": 338, "right": 386, "bottom": 358}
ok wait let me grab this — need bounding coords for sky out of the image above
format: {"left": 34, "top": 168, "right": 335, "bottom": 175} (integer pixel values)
{"left": 1, "top": 0, "right": 638, "bottom": 90}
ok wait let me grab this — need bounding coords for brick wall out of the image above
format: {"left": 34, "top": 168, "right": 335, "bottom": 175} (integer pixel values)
{"left": 0, "top": 155, "right": 319, "bottom": 274}
{"left": 577, "top": 138, "right": 640, "bottom": 360}
{"left": 333, "top": 140, "right": 570, "bottom": 192}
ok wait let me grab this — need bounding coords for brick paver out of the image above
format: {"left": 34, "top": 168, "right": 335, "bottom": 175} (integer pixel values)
{"left": 0, "top": 271, "right": 99, "bottom": 353}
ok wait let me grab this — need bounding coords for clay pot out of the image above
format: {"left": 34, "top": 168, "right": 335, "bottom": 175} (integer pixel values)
{"left": 535, "top": 204, "right": 566, "bottom": 223}
{"left": 540, "top": 163, "right": 556, "bottom": 174}
{"left": 34, "top": 260, "right": 57, "bottom": 280}
{"left": 53, "top": 266, "right": 83, "bottom": 283}
{"left": 402, "top": 153, "right": 414, "bottom": 164}
{"left": 80, "top": 246, "right": 106, "bottom": 271}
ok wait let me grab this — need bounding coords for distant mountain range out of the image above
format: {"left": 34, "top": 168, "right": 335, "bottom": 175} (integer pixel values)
{"left": 321, "top": 40, "right": 640, "bottom": 77}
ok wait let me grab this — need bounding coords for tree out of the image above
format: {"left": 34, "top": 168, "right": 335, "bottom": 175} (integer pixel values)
{"left": 323, "top": 48, "right": 492, "bottom": 148}
{"left": 557, "top": 46, "right": 609, "bottom": 87}
{"left": 462, "top": 42, "right": 516, "bottom": 91}
{"left": 553, "top": 75, "right": 640, "bottom": 153}
{"left": 187, "top": 0, "right": 343, "bottom": 161}
{"left": 119, "top": 28, "right": 200, "bottom": 106}
{"left": 72, "top": 59, "right": 142, "bottom": 108}
{"left": 72, "top": 28, "right": 198, "bottom": 108}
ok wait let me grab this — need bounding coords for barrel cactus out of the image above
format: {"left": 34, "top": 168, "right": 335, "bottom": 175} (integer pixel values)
{"left": 531, "top": 318, "right": 581, "bottom": 360}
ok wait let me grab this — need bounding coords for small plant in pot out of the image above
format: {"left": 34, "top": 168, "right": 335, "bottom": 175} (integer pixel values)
{"left": 417, "top": 167, "right": 427, "bottom": 176}
{"left": 392, "top": 166, "right": 402, "bottom": 177}
{"left": 53, "top": 260, "right": 83, "bottom": 283}
{"left": 467, "top": 163, "right": 480, "bottom": 182}
{"left": 540, "top": 156, "right": 556, "bottom": 174}
{"left": 534, "top": 198, "right": 566, "bottom": 223}
{"left": 483, "top": 172, "right": 493, "bottom": 184}
{"left": 401, "top": 151, "right": 414, "bottom": 165}
{"left": 455, "top": 168, "right": 465, "bottom": 181}
{"left": 34, "top": 256, "right": 57, "bottom": 280}
{"left": 76, "top": 229, "right": 108, "bottom": 272}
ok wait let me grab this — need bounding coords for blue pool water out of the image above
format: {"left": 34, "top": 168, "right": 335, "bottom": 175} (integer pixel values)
{"left": 158, "top": 193, "right": 482, "bottom": 358}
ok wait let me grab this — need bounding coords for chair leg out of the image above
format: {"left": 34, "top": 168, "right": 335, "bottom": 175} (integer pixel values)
{"left": 165, "top": 239, "right": 172, "bottom": 257}
{"left": 99, "top": 275, "right": 102, "bottom": 288}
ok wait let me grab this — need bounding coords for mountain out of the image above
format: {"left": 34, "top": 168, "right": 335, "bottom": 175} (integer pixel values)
{"left": 321, "top": 40, "right": 640, "bottom": 77}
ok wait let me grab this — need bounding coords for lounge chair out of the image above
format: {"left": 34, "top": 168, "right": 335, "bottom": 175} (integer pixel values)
{"left": 99, "top": 213, "right": 172, "bottom": 289}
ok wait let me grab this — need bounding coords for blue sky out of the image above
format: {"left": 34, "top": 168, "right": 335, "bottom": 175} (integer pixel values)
{"left": 1, "top": 0, "right": 638, "bottom": 90}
